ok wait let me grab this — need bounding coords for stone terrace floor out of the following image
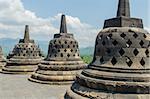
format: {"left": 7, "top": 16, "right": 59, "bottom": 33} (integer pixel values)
{"left": 0, "top": 73, "right": 70, "bottom": 99}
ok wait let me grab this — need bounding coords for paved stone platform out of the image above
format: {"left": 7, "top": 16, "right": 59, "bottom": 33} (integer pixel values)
{"left": 0, "top": 73, "right": 70, "bottom": 99}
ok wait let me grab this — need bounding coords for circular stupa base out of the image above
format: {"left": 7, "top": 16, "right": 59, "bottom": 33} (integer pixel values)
{"left": 28, "top": 76, "right": 73, "bottom": 85}
{"left": 28, "top": 60, "right": 87, "bottom": 85}
{"left": 1, "top": 65, "right": 38, "bottom": 74}
{"left": 65, "top": 83, "right": 150, "bottom": 99}
{"left": 29, "top": 70, "right": 83, "bottom": 85}
{"left": 0, "top": 62, "right": 6, "bottom": 69}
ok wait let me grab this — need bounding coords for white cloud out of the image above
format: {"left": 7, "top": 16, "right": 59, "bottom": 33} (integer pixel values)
{"left": 51, "top": 14, "right": 99, "bottom": 48}
{"left": 144, "top": 27, "right": 150, "bottom": 33}
{"left": 0, "top": 0, "right": 98, "bottom": 48}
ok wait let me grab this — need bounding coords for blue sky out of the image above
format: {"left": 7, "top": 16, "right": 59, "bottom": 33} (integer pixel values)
{"left": 0, "top": 0, "right": 149, "bottom": 48}
{"left": 22, "top": 0, "right": 149, "bottom": 27}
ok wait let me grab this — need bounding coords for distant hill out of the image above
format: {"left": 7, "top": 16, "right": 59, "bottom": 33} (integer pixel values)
{"left": 80, "top": 47, "right": 94, "bottom": 56}
{"left": 0, "top": 38, "right": 49, "bottom": 56}
{"left": 0, "top": 38, "right": 94, "bottom": 56}
{"left": 0, "top": 38, "right": 18, "bottom": 56}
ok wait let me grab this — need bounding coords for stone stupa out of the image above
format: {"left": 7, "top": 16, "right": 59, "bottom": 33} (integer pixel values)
{"left": 65, "top": 0, "right": 150, "bottom": 98}
{"left": 0, "top": 46, "right": 6, "bottom": 68}
{"left": 2, "top": 25, "right": 43, "bottom": 74}
{"left": 29, "top": 15, "right": 87, "bottom": 85}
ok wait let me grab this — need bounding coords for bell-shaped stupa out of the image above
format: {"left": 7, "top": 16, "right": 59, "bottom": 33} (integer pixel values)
{"left": 65, "top": 0, "right": 150, "bottom": 98}
{"left": 0, "top": 46, "right": 6, "bottom": 68}
{"left": 29, "top": 15, "right": 87, "bottom": 85}
{"left": 2, "top": 25, "right": 43, "bottom": 74}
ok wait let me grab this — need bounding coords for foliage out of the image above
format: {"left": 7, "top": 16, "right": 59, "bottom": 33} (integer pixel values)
{"left": 81, "top": 55, "right": 93, "bottom": 64}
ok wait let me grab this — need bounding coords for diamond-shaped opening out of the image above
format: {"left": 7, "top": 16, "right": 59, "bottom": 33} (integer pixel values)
{"left": 108, "top": 34, "right": 112, "bottom": 37}
{"left": 67, "top": 54, "right": 70, "bottom": 57}
{"left": 58, "top": 49, "right": 60, "bottom": 52}
{"left": 70, "top": 41, "right": 73, "bottom": 44}
{"left": 61, "top": 53, "right": 63, "bottom": 57}
{"left": 64, "top": 41, "right": 67, "bottom": 44}
{"left": 133, "top": 48, "right": 139, "bottom": 56}
{"left": 143, "top": 34, "right": 147, "bottom": 38}
{"left": 139, "top": 40, "right": 144, "bottom": 47}
{"left": 70, "top": 49, "right": 73, "bottom": 52}
{"left": 54, "top": 54, "right": 57, "bottom": 57}
{"left": 55, "top": 45, "right": 58, "bottom": 48}
{"left": 128, "top": 29, "right": 134, "bottom": 32}
{"left": 67, "top": 45, "right": 70, "bottom": 48}
{"left": 61, "top": 45, "right": 64, "bottom": 48}
{"left": 100, "top": 56, "right": 104, "bottom": 63}
{"left": 52, "top": 49, "right": 55, "bottom": 53}
{"left": 64, "top": 49, "right": 67, "bottom": 52}
{"left": 102, "top": 41, "right": 106, "bottom": 45}
{"left": 119, "top": 48, "right": 125, "bottom": 56}
{"left": 99, "top": 35, "right": 103, "bottom": 40}
{"left": 97, "top": 49, "right": 100, "bottom": 53}
{"left": 73, "top": 45, "right": 75, "bottom": 48}
{"left": 111, "top": 57, "right": 117, "bottom": 65}
{"left": 140, "top": 58, "right": 145, "bottom": 66}
{"left": 148, "top": 41, "right": 150, "bottom": 47}
{"left": 133, "top": 33, "right": 138, "bottom": 38}
{"left": 54, "top": 40, "right": 56, "bottom": 44}
{"left": 126, "top": 57, "right": 133, "bottom": 67}
{"left": 75, "top": 49, "right": 77, "bottom": 52}
{"left": 107, "top": 34, "right": 112, "bottom": 39}
{"left": 112, "top": 40, "right": 118, "bottom": 46}
{"left": 126, "top": 40, "right": 132, "bottom": 47}
{"left": 59, "top": 41, "right": 61, "bottom": 44}
{"left": 107, "top": 49, "right": 111, "bottom": 54}
{"left": 145, "top": 49, "right": 149, "bottom": 57}
{"left": 120, "top": 33, "right": 126, "bottom": 38}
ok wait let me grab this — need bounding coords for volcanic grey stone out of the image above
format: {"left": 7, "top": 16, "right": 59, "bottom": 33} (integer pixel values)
{"left": 29, "top": 15, "right": 87, "bottom": 85}
{"left": 1, "top": 25, "right": 43, "bottom": 74}
{"left": 65, "top": 0, "right": 150, "bottom": 99}
{"left": 104, "top": 0, "right": 143, "bottom": 28}
{"left": 0, "top": 46, "right": 6, "bottom": 68}
{"left": 0, "top": 73, "right": 70, "bottom": 99}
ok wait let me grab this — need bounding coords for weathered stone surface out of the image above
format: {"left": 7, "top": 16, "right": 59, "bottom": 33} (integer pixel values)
{"left": 104, "top": 0, "right": 143, "bottom": 28}
{"left": 29, "top": 15, "right": 87, "bottom": 85}
{"left": 0, "top": 46, "right": 6, "bottom": 68}
{"left": 65, "top": 0, "right": 150, "bottom": 98}
{"left": 0, "top": 73, "right": 70, "bottom": 99}
{"left": 1, "top": 25, "right": 43, "bottom": 74}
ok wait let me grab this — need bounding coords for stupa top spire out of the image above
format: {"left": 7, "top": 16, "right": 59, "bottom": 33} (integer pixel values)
{"left": 104, "top": 0, "right": 143, "bottom": 28}
{"left": 24, "top": 25, "right": 30, "bottom": 43}
{"left": 19, "top": 25, "right": 34, "bottom": 43}
{"left": 60, "top": 14, "right": 67, "bottom": 33}
{"left": 117, "top": 0, "right": 130, "bottom": 17}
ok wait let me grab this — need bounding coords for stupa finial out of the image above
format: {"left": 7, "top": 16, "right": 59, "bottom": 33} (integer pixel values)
{"left": 24, "top": 25, "right": 30, "bottom": 43}
{"left": 117, "top": 0, "right": 130, "bottom": 17}
{"left": 60, "top": 14, "right": 67, "bottom": 33}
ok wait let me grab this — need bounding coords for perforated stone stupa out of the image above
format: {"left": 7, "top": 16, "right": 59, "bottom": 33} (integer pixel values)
{"left": 2, "top": 25, "right": 43, "bottom": 74}
{"left": 65, "top": 0, "right": 150, "bottom": 98}
{"left": 29, "top": 15, "right": 87, "bottom": 85}
{"left": 0, "top": 46, "right": 6, "bottom": 68}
